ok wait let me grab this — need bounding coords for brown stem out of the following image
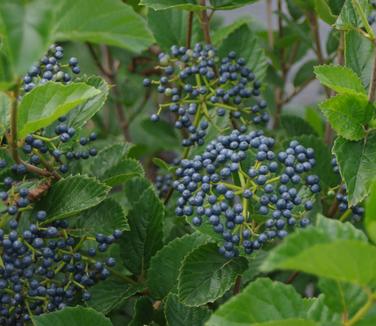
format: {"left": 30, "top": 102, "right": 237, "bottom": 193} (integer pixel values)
{"left": 86, "top": 43, "right": 112, "bottom": 77}
{"left": 286, "top": 271, "right": 300, "bottom": 284}
{"left": 233, "top": 275, "right": 242, "bottom": 294}
{"left": 368, "top": 41, "right": 376, "bottom": 103}
{"left": 10, "top": 90, "right": 20, "bottom": 164}
{"left": 338, "top": 31, "right": 345, "bottom": 66}
{"left": 272, "top": 0, "right": 286, "bottom": 129}
{"left": 266, "top": 0, "right": 274, "bottom": 49}
{"left": 87, "top": 44, "right": 130, "bottom": 141}
{"left": 307, "top": 12, "right": 334, "bottom": 144}
{"left": 281, "top": 77, "right": 316, "bottom": 105}
{"left": 186, "top": 11, "right": 194, "bottom": 49}
{"left": 199, "top": 0, "right": 212, "bottom": 44}
{"left": 8, "top": 87, "right": 58, "bottom": 180}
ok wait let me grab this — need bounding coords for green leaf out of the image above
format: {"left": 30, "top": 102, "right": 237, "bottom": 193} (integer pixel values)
{"left": 319, "top": 93, "right": 372, "bottom": 140}
{"left": 139, "top": 0, "right": 204, "bottom": 10}
{"left": 34, "top": 175, "right": 110, "bottom": 222}
{"left": 293, "top": 60, "right": 317, "bottom": 87}
{"left": 101, "top": 158, "right": 144, "bottom": 186}
{"left": 88, "top": 278, "right": 144, "bottom": 314}
{"left": 33, "top": 306, "right": 112, "bottom": 326}
{"left": 326, "top": 30, "right": 340, "bottom": 55}
{"left": 147, "top": 9, "right": 188, "bottom": 50}
{"left": 263, "top": 239, "right": 376, "bottom": 287}
{"left": 333, "top": 133, "right": 376, "bottom": 205}
{"left": 0, "top": 0, "right": 55, "bottom": 77}
{"left": 152, "top": 157, "right": 172, "bottom": 172}
{"left": 328, "top": 0, "right": 346, "bottom": 15}
{"left": 73, "top": 198, "right": 128, "bottom": 237}
{"left": 314, "top": 0, "right": 337, "bottom": 24}
{"left": 345, "top": 30, "right": 375, "bottom": 88}
{"left": 212, "top": 18, "right": 249, "bottom": 47}
{"left": 305, "top": 107, "right": 325, "bottom": 137}
{"left": 67, "top": 76, "right": 109, "bottom": 130}
{"left": 365, "top": 181, "right": 376, "bottom": 243}
{"left": 165, "top": 293, "right": 210, "bottom": 326}
{"left": 148, "top": 233, "right": 210, "bottom": 299}
{"left": 210, "top": 0, "right": 258, "bottom": 10}
{"left": 178, "top": 243, "right": 247, "bottom": 306}
{"left": 218, "top": 23, "right": 268, "bottom": 81}
{"left": 129, "top": 297, "right": 154, "bottom": 326}
{"left": 54, "top": 0, "right": 154, "bottom": 53}
{"left": 314, "top": 65, "right": 366, "bottom": 94}
{"left": 262, "top": 214, "right": 367, "bottom": 273}
{"left": 281, "top": 115, "right": 318, "bottom": 137}
{"left": 261, "top": 216, "right": 372, "bottom": 287}
{"left": 291, "top": 0, "right": 315, "bottom": 11}
{"left": 120, "top": 177, "right": 164, "bottom": 276}
{"left": 318, "top": 278, "right": 367, "bottom": 316}
{"left": 18, "top": 82, "right": 100, "bottom": 139}
{"left": 90, "top": 143, "right": 133, "bottom": 179}
{"left": 335, "top": 0, "right": 369, "bottom": 30}
{"left": 305, "top": 295, "right": 341, "bottom": 325}
{"left": 0, "top": 92, "right": 10, "bottom": 137}
{"left": 242, "top": 250, "right": 268, "bottom": 283}
{"left": 130, "top": 118, "right": 180, "bottom": 151}
{"left": 206, "top": 278, "right": 312, "bottom": 326}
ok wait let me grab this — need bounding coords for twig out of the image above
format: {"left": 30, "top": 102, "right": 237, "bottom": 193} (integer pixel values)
{"left": 86, "top": 43, "right": 112, "bottom": 77}
{"left": 199, "top": 0, "right": 212, "bottom": 44}
{"left": 307, "top": 12, "right": 333, "bottom": 144}
{"left": 286, "top": 271, "right": 300, "bottom": 284}
{"left": 368, "top": 40, "right": 376, "bottom": 103}
{"left": 233, "top": 276, "right": 242, "bottom": 294}
{"left": 186, "top": 12, "right": 194, "bottom": 49}
{"left": 266, "top": 0, "right": 274, "bottom": 49}
{"left": 281, "top": 76, "right": 316, "bottom": 105}
{"left": 10, "top": 89, "right": 20, "bottom": 164}
{"left": 272, "top": 0, "right": 286, "bottom": 129}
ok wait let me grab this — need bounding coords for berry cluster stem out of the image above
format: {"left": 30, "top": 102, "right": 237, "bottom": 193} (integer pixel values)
{"left": 199, "top": 0, "right": 212, "bottom": 44}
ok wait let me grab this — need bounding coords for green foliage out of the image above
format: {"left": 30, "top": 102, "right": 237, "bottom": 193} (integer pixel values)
{"left": 18, "top": 82, "right": 100, "bottom": 139}
{"left": 54, "top": 0, "right": 155, "bottom": 53}
{"left": 2, "top": 0, "right": 376, "bottom": 324}
{"left": 319, "top": 93, "right": 373, "bottom": 140}
{"left": 207, "top": 278, "right": 319, "bottom": 325}
{"left": 33, "top": 307, "right": 112, "bottom": 326}
{"left": 148, "top": 233, "right": 210, "bottom": 299}
{"left": 164, "top": 293, "right": 210, "bottom": 326}
{"left": 314, "top": 64, "right": 366, "bottom": 94}
{"left": 177, "top": 243, "right": 248, "bottom": 306}
{"left": 333, "top": 133, "right": 376, "bottom": 205}
{"left": 120, "top": 177, "right": 164, "bottom": 276}
{"left": 34, "top": 175, "right": 110, "bottom": 222}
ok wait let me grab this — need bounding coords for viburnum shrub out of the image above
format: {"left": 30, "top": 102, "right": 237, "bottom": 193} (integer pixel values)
{"left": 1, "top": 0, "right": 376, "bottom": 325}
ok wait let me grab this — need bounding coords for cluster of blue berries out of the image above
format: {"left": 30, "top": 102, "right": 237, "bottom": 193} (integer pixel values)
{"left": 0, "top": 211, "right": 121, "bottom": 325}
{"left": 23, "top": 44, "right": 80, "bottom": 93}
{"left": 23, "top": 116, "right": 98, "bottom": 175}
{"left": 143, "top": 43, "right": 269, "bottom": 147}
{"left": 331, "top": 158, "right": 364, "bottom": 222}
{"left": 173, "top": 130, "right": 319, "bottom": 258}
{"left": 155, "top": 173, "right": 173, "bottom": 198}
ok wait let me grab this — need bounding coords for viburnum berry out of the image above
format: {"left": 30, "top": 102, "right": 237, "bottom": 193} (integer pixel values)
{"left": 0, "top": 210, "right": 121, "bottom": 324}
{"left": 22, "top": 44, "right": 81, "bottom": 93}
{"left": 144, "top": 43, "right": 269, "bottom": 147}
{"left": 174, "top": 129, "right": 320, "bottom": 258}
{"left": 331, "top": 157, "right": 364, "bottom": 222}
